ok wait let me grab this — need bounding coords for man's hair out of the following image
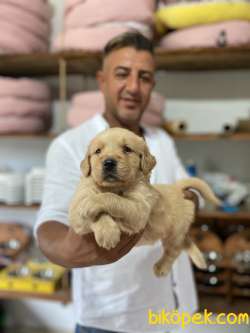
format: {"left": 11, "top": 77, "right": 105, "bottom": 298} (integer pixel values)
{"left": 103, "top": 31, "right": 154, "bottom": 60}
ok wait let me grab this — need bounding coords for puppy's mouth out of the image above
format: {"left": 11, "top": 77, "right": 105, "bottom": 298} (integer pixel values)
{"left": 103, "top": 174, "right": 119, "bottom": 182}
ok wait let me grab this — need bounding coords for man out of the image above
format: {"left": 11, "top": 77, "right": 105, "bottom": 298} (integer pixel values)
{"left": 35, "top": 32, "right": 199, "bottom": 333}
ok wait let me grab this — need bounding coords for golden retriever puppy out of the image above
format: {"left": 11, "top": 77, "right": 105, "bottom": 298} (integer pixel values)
{"left": 69, "top": 127, "right": 220, "bottom": 277}
{"left": 69, "top": 127, "right": 159, "bottom": 249}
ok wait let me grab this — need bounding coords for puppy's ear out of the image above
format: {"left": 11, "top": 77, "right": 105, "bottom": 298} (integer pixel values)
{"left": 140, "top": 146, "right": 156, "bottom": 176}
{"left": 80, "top": 151, "right": 91, "bottom": 177}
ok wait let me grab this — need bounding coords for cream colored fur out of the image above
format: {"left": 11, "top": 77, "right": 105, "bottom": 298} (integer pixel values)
{"left": 69, "top": 127, "right": 221, "bottom": 277}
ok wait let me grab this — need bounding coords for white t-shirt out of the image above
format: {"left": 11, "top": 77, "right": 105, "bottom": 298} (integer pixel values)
{"left": 35, "top": 114, "right": 198, "bottom": 333}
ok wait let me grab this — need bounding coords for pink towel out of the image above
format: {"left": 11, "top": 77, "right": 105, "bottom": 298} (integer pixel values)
{"left": 0, "top": 78, "right": 51, "bottom": 100}
{"left": 0, "top": 4, "right": 50, "bottom": 43}
{"left": 72, "top": 91, "right": 104, "bottom": 110}
{"left": 64, "top": 0, "right": 83, "bottom": 15}
{"left": 3, "top": 0, "right": 52, "bottom": 21}
{"left": 159, "top": 20, "right": 250, "bottom": 49}
{"left": 53, "top": 23, "right": 152, "bottom": 51}
{"left": 64, "top": 0, "right": 155, "bottom": 28}
{"left": 0, "top": 116, "right": 48, "bottom": 134}
{"left": 0, "top": 21, "right": 48, "bottom": 53}
{"left": 0, "top": 97, "right": 50, "bottom": 118}
{"left": 67, "top": 91, "right": 165, "bottom": 127}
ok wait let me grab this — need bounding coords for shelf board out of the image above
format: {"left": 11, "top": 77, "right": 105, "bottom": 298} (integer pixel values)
{"left": 199, "top": 294, "right": 250, "bottom": 314}
{"left": 0, "top": 204, "right": 39, "bottom": 210}
{"left": 171, "top": 132, "right": 250, "bottom": 141}
{"left": 0, "top": 289, "right": 71, "bottom": 304}
{"left": 155, "top": 45, "right": 250, "bottom": 71}
{"left": 197, "top": 209, "right": 250, "bottom": 221}
{"left": 0, "top": 133, "right": 56, "bottom": 139}
{"left": 1, "top": 46, "right": 250, "bottom": 76}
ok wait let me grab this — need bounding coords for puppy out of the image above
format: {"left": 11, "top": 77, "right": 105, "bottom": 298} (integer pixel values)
{"left": 69, "top": 127, "right": 158, "bottom": 249}
{"left": 69, "top": 127, "right": 221, "bottom": 277}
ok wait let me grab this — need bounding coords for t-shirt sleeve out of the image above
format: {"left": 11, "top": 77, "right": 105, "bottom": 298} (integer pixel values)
{"left": 34, "top": 138, "right": 81, "bottom": 237}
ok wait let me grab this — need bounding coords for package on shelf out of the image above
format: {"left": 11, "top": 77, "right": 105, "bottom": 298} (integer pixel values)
{"left": 25, "top": 167, "right": 45, "bottom": 205}
{"left": 0, "top": 260, "right": 66, "bottom": 294}
{"left": 0, "top": 171, "right": 25, "bottom": 205}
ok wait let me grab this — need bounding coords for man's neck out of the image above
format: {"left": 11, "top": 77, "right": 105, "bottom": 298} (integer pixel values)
{"left": 103, "top": 112, "right": 143, "bottom": 137}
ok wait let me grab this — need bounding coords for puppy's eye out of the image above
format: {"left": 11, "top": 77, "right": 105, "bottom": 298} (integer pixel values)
{"left": 95, "top": 148, "right": 101, "bottom": 154}
{"left": 123, "top": 145, "right": 133, "bottom": 154}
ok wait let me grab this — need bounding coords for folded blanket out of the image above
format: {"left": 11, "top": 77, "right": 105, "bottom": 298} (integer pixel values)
{"left": 0, "top": 97, "right": 50, "bottom": 118}
{"left": 67, "top": 91, "right": 165, "bottom": 127}
{"left": 159, "top": 20, "right": 250, "bottom": 49}
{"left": 65, "top": 0, "right": 155, "bottom": 28}
{"left": 64, "top": 0, "right": 84, "bottom": 15}
{"left": 0, "top": 4, "right": 50, "bottom": 42}
{"left": 0, "top": 116, "right": 48, "bottom": 134}
{"left": 3, "top": 0, "right": 52, "bottom": 21}
{"left": 0, "top": 78, "right": 51, "bottom": 100}
{"left": 0, "top": 21, "right": 49, "bottom": 53}
{"left": 155, "top": 0, "right": 250, "bottom": 30}
{"left": 53, "top": 22, "right": 152, "bottom": 51}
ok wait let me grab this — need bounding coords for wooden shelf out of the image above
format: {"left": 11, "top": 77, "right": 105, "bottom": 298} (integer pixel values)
{"left": 197, "top": 209, "right": 250, "bottom": 222}
{"left": 0, "top": 133, "right": 56, "bottom": 139}
{"left": 199, "top": 294, "right": 250, "bottom": 314}
{"left": 0, "top": 204, "right": 40, "bottom": 210}
{"left": 0, "top": 289, "right": 71, "bottom": 304}
{"left": 171, "top": 132, "right": 250, "bottom": 141}
{"left": 1, "top": 46, "right": 250, "bottom": 76}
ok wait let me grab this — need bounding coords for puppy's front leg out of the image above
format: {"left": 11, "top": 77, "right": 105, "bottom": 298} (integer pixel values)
{"left": 90, "top": 214, "right": 121, "bottom": 250}
{"left": 93, "top": 191, "right": 156, "bottom": 232}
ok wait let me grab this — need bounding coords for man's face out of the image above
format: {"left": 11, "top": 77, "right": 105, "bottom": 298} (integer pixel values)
{"left": 97, "top": 47, "right": 155, "bottom": 126}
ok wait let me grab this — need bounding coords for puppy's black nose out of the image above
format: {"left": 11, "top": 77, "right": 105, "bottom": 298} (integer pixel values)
{"left": 103, "top": 158, "right": 117, "bottom": 171}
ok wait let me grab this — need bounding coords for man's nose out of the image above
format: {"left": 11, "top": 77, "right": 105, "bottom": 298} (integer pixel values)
{"left": 103, "top": 158, "right": 117, "bottom": 171}
{"left": 126, "top": 75, "right": 139, "bottom": 94}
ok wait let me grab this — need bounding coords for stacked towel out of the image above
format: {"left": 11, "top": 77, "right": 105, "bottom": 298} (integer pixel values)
{"left": 0, "top": 0, "right": 52, "bottom": 54}
{"left": 67, "top": 91, "right": 165, "bottom": 127}
{"left": 0, "top": 78, "right": 52, "bottom": 134}
{"left": 156, "top": 0, "right": 250, "bottom": 49}
{"left": 53, "top": 0, "right": 156, "bottom": 51}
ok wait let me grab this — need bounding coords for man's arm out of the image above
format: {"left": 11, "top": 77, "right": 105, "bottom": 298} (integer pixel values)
{"left": 37, "top": 220, "right": 142, "bottom": 268}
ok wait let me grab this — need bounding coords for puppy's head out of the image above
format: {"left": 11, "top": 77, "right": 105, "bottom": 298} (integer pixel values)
{"left": 81, "top": 127, "right": 156, "bottom": 188}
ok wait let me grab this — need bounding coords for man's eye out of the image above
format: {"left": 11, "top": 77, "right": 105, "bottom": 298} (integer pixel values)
{"left": 116, "top": 72, "right": 127, "bottom": 78}
{"left": 95, "top": 148, "right": 101, "bottom": 154}
{"left": 141, "top": 76, "right": 151, "bottom": 83}
{"left": 123, "top": 145, "right": 133, "bottom": 154}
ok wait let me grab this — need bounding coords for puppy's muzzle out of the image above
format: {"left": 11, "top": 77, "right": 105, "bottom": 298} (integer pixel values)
{"left": 103, "top": 158, "right": 117, "bottom": 174}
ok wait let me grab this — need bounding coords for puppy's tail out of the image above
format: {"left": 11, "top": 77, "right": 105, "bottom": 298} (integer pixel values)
{"left": 184, "top": 236, "right": 207, "bottom": 270}
{"left": 176, "top": 177, "right": 221, "bottom": 206}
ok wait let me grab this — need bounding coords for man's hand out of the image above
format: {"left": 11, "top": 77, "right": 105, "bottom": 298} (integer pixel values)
{"left": 183, "top": 189, "right": 199, "bottom": 214}
{"left": 37, "top": 221, "right": 143, "bottom": 269}
{"left": 64, "top": 227, "right": 143, "bottom": 268}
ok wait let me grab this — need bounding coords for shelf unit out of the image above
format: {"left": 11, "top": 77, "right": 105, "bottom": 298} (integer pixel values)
{"left": 1, "top": 46, "right": 250, "bottom": 308}
{"left": 1, "top": 45, "right": 250, "bottom": 77}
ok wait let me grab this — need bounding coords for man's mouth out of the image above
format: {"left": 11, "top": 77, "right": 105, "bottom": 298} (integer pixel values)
{"left": 121, "top": 98, "right": 140, "bottom": 107}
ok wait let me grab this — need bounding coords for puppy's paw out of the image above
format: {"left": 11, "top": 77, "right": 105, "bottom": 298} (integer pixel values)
{"left": 153, "top": 262, "right": 169, "bottom": 277}
{"left": 93, "top": 219, "right": 121, "bottom": 250}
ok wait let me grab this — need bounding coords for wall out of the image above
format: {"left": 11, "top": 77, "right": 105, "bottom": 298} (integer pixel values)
{"left": 0, "top": 0, "right": 250, "bottom": 332}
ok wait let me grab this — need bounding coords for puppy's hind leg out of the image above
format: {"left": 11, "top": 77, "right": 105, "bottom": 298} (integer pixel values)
{"left": 154, "top": 239, "right": 182, "bottom": 277}
{"left": 90, "top": 214, "right": 121, "bottom": 250}
{"left": 184, "top": 236, "right": 207, "bottom": 270}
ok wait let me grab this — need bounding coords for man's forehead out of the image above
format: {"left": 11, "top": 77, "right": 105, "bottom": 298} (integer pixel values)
{"left": 103, "top": 47, "right": 155, "bottom": 71}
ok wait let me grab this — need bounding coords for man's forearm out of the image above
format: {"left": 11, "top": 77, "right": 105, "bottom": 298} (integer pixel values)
{"left": 37, "top": 221, "right": 72, "bottom": 267}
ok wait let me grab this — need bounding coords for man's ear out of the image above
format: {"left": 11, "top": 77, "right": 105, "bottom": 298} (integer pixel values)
{"left": 140, "top": 146, "right": 156, "bottom": 176}
{"left": 80, "top": 151, "right": 91, "bottom": 177}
